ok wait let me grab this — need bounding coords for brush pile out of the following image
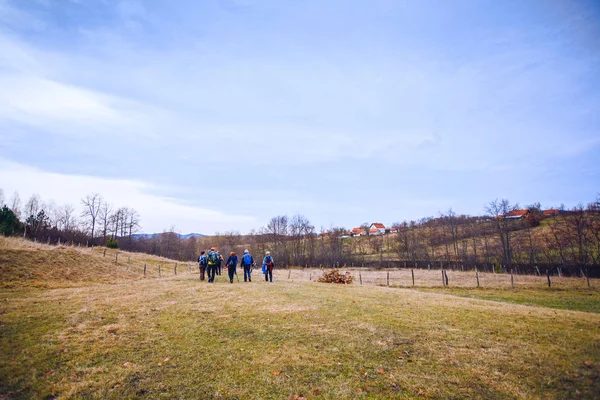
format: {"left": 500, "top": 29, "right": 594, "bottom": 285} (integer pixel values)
{"left": 318, "top": 269, "right": 354, "bottom": 284}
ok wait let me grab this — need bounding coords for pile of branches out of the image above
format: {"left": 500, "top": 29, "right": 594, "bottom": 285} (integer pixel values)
{"left": 318, "top": 269, "right": 354, "bottom": 284}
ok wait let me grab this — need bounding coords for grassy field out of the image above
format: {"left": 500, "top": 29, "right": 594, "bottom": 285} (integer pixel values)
{"left": 415, "top": 287, "right": 600, "bottom": 314}
{"left": 1, "top": 240, "right": 599, "bottom": 399}
{"left": 1, "top": 275, "right": 599, "bottom": 398}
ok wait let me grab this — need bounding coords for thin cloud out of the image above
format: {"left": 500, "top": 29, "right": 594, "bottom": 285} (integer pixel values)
{"left": 0, "top": 159, "right": 258, "bottom": 234}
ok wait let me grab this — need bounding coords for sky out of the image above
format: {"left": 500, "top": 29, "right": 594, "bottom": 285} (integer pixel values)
{"left": 0, "top": 0, "right": 599, "bottom": 234}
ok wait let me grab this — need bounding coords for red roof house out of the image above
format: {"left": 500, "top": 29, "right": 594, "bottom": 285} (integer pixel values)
{"left": 369, "top": 223, "right": 386, "bottom": 235}
{"left": 543, "top": 209, "right": 560, "bottom": 217}
{"left": 504, "top": 210, "right": 530, "bottom": 219}
{"left": 351, "top": 227, "right": 365, "bottom": 236}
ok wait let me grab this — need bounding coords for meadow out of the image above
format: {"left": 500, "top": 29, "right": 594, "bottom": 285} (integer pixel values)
{"left": 1, "top": 239, "right": 599, "bottom": 399}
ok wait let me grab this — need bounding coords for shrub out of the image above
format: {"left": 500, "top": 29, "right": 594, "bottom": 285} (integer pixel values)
{"left": 0, "top": 206, "right": 21, "bottom": 236}
{"left": 106, "top": 236, "right": 119, "bottom": 249}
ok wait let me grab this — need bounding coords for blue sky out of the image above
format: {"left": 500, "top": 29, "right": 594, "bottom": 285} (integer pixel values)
{"left": 0, "top": 0, "right": 599, "bottom": 234}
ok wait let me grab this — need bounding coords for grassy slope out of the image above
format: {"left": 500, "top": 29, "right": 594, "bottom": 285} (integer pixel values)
{"left": 1, "top": 275, "right": 599, "bottom": 399}
{"left": 0, "top": 237, "right": 185, "bottom": 288}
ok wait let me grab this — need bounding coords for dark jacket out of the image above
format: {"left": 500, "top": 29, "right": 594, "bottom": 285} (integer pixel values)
{"left": 226, "top": 255, "right": 238, "bottom": 268}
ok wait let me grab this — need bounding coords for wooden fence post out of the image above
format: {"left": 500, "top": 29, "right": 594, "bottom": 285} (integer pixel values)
{"left": 158, "top": 264, "right": 161, "bottom": 278}
{"left": 387, "top": 271, "right": 390, "bottom": 287}
{"left": 510, "top": 269, "right": 514, "bottom": 288}
{"left": 411, "top": 269, "right": 415, "bottom": 287}
{"left": 441, "top": 270, "right": 445, "bottom": 286}
{"left": 144, "top": 264, "right": 146, "bottom": 276}
{"left": 174, "top": 263, "right": 177, "bottom": 275}
{"left": 288, "top": 269, "right": 291, "bottom": 279}
{"left": 476, "top": 268, "right": 480, "bottom": 288}
{"left": 359, "top": 271, "right": 362, "bottom": 285}
{"left": 309, "top": 273, "right": 312, "bottom": 281}
{"left": 444, "top": 270, "right": 449, "bottom": 286}
{"left": 586, "top": 268, "right": 590, "bottom": 288}
{"left": 128, "top": 256, "right": 130, "bottom": 264}
{"left": 115, "top": 253, "right": 118, "bottom": 264}
{"left": 104, "top": 248, "right": 106, "bottom": 257}
{"left": 546, "top": 269, "right": 551, "bottom": 288}
{"left": 535, "top": 265, "right": 540, "bottom": 276}
{"left": 557, "top": 267, "right": 562, "bottom": 278}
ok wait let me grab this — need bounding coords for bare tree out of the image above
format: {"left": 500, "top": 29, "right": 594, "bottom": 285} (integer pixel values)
{"left": 10, "top": 191, "right": 21, "bottom": 219}
{"left": 485, "top": 199, "right": 518, "bottom": 265}
{"left": 23, "top": 194, "right": 42, "bottom": 237}
{"left": 59, "top": 204, "right": 77, "bottom": 232}
{"left": 99, "top": 201, "right": 113, "bottom": 244}
{"left": 127, "top": 208, "right": 141, "bottom": 241}
{"left": 45, "top": 200, "right": 59, "bottom": 230}
{"left": 81, "top": 193, "right": 102, "bottom": 238}
{"left": 266, "top": 215, "right": 289, "bottom": 261}
{"left": 23, "top": 194, "right": 49, "bottom": 239}
{"left": 289, "top": 214, "right": 314, "bottom": 265}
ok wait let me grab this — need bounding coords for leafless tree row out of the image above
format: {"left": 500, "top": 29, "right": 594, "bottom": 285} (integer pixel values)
{"left": 0, "top": 190, "right": 140, "bottom": 247}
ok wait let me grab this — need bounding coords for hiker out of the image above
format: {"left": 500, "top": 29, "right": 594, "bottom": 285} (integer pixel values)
{"left": 207, "top": 247, "right": 219, "bottom": 283}
{"left": 263, "top": 251, "right": 274, "bottom": 282}
{"left": 226, "top": 251, "right": 238, "bottom": 283}
{"left": 198, "top": 251, "right": 208, "bottom": 281}
{"left": 216, "top": 251, "right": 223, "bottom": 275}
{"left": 240, "top": 249, "right": 254, "bottom": 282}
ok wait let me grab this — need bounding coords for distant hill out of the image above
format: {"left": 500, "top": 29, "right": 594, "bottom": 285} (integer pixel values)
{"left": 132, "top": 232, "right": 205, "bottom": 239}
{"left": 179, "top": 233, "right": 205, "bottom": 239}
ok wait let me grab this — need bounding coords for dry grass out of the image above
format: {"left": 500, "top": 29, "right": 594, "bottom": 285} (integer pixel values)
{"left": 0, "top": 237, "right": 192, "bottom": 288}
{"left": 284, "top": 267, "right": 595, "bottom": 289}
{"left": 1, "top": 275, "right": 599, "bottom": 399}
{"left": 1, "top": 240, "right": 599, "bottom": 399}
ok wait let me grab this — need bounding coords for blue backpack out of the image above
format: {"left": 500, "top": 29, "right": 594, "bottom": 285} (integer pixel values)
{"left": 264, "top": 255, "right": 273, "bottom": 266}
{"left": 243, "top": 254, "right": 252, "bottom": 265}
{"left": 198, "top": 255, "right": 208, "bottom": 266}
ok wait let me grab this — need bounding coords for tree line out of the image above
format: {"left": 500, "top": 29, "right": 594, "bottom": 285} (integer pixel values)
{"left": 0, "top": 189, "right": 139, "bottom": 248}
{"left": 201, "top": 197, "right": 600, "bottom": 269}
{"left": 1, "top": 187, "right": 599, "bottom": 268}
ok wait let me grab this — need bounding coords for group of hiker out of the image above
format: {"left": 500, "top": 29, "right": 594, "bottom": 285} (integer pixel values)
{"left": 197, "top": 248, "right": 275, "bottom": 283}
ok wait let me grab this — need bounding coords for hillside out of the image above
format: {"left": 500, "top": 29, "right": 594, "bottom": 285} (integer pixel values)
{"left": 0, "top": 237, "right": 190, "bottom": 288}
{"left": 228, "top": 213, "right": 600, "bottom": 270}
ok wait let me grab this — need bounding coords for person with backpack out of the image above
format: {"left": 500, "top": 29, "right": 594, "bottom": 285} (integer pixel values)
{"left": 226, "top": 251, "right": 238, "bottom": 283}
{"left": 240, "top": 249, "right": 254, "bottom": 282}
{"left": 198, "top": 251, "right": 208, "bottom": 281}
{"left": 216, "top": 252, "right": 223, "bottom": 275}
{"left": 207, "top": 247, "right": 219, "bottom": 283}
{"left": 263, "top": 251, "right": 274, "bottom": 282}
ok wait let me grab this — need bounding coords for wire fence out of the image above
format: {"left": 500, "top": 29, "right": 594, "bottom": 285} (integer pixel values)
{"left": 268, "top": 267, "right": 595, "bottom": 290}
